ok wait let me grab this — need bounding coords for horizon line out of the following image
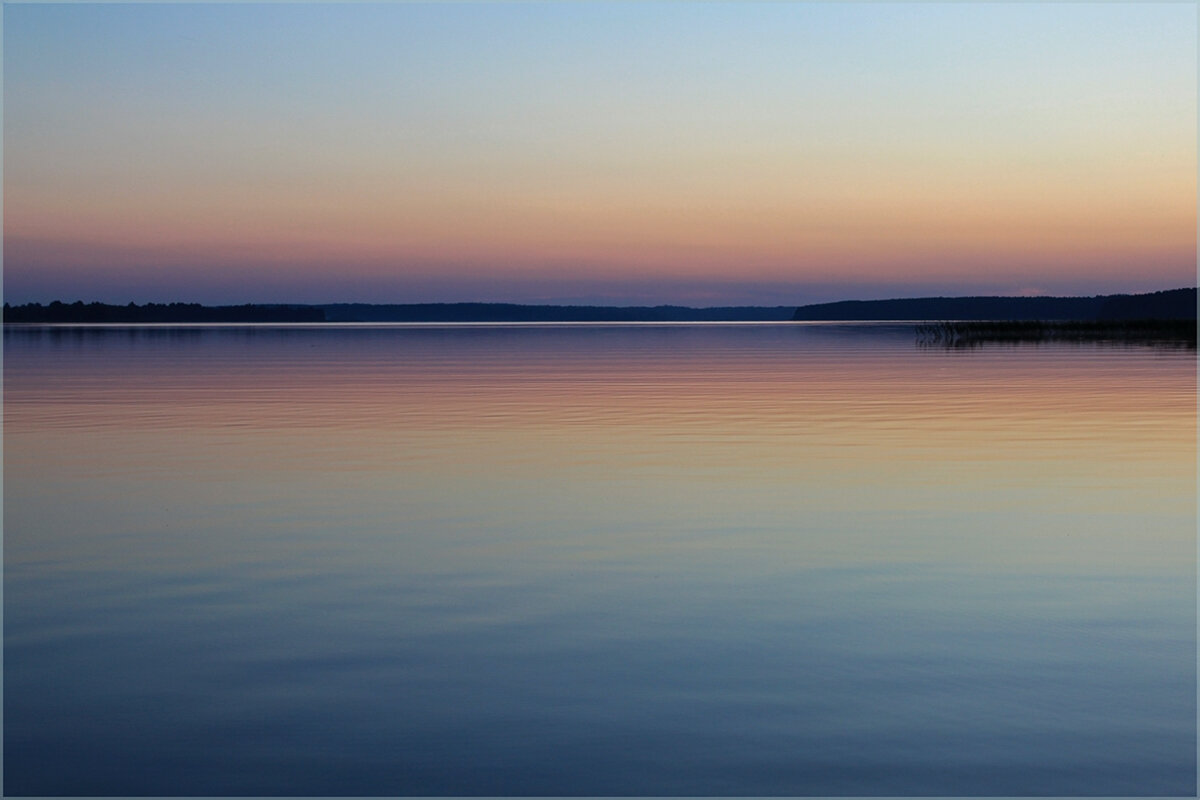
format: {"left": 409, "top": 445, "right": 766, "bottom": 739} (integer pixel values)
{"left": 5, "top": 285, "right": 1196, "bottom": 310}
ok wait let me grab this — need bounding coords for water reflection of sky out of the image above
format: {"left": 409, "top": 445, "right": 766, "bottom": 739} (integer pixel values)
{"left": 4, "top": 324, "right": 1195, "bottom": 795}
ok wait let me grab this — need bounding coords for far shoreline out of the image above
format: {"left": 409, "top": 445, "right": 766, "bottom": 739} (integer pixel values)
{"left": 3, "top": 287, "right": 1196, "bottom": 325}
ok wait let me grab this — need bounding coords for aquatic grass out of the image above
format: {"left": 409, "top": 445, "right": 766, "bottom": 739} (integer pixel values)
{"left": 915, "top": 319, "right": 1197, "bottom": 348}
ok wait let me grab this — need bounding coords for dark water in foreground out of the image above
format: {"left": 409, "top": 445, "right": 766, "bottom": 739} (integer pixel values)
{"left": 4, "top": 323, "right": 1196, "bottom": 796}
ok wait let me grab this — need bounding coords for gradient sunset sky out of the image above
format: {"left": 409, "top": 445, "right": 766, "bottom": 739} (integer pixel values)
{"left": 4, "top": 2, "right": 1196, "bottom": 306}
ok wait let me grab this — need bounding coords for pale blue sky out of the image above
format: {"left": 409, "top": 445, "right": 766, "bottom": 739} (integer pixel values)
{"left": 4, "top": 2, "right": 1195, "bottom": 304}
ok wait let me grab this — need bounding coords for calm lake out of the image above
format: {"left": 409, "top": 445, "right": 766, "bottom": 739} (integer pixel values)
{"left": 4, "top": 323, "right": 1195, "bottom": 796}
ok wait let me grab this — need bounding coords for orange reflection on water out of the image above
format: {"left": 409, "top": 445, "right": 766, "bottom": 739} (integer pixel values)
{"left": 6, "top": 325, "right": 1193, "bottom": 579}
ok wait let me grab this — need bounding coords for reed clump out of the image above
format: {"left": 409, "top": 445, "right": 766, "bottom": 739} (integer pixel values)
{"left": 915, "top": 319, "right": 1196, "bottom": 348}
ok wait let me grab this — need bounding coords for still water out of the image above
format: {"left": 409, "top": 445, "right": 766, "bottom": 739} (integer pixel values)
{"left": 4, "top": 323, "right": 1195, "bottom": 796}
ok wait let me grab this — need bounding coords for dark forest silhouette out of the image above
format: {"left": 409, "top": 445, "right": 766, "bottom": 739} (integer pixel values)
{"left": 5, "top": 288, "right": 1194, "bottom": 324}
{"left": 791, "top": 287, "right": 1197, "bottom": 321}
{"left": 3, "top": 301, "right": 325, "bottom": 323}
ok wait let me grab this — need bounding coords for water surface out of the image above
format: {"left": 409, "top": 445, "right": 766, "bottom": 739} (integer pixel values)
{"left": 4, "top": 323, "right": 1195, "bottom": 795}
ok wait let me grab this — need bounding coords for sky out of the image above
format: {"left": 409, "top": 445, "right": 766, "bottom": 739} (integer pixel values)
{"left": 3, "top": 2, "right": 1196, "bottom": 306}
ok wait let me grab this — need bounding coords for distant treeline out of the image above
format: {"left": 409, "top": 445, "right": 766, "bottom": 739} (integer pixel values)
{"left": 7, "top": 289, "right": 1195, "bottom": 324}
{"left": 792, "top": 288, "right": 1197, "bottom": 321}
{"left": 319, "top": 303, "right": 796, "bottom": 322}
{"left": 4, "top": 301, "right": 325, "bottom": 323}
{"left": 3, "top": 301, "right": 796, "bottom": 323}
